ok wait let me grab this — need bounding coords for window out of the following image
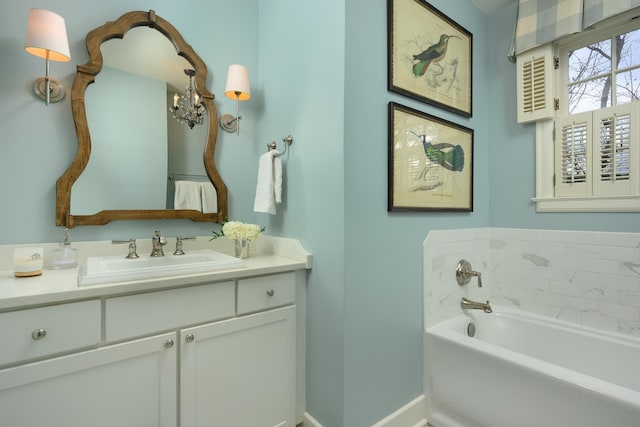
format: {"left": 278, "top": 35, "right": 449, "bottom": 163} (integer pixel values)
{"left": 517, "top": 9, "right": 640, "bottom": 212}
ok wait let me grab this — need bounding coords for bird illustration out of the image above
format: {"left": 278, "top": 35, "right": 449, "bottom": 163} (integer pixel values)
{"left": 412, "top": 34, "right": 459, "bottom": 77}
{"left": 423, "top": 141, "right": 464, "bottom": 171}
{"left": 411, "top": 131, "right": 464, "bottom": 172}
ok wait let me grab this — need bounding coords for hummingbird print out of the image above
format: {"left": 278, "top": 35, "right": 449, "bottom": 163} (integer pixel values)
{"left": 412, "top": 34, "right": 460, "bottom": 77}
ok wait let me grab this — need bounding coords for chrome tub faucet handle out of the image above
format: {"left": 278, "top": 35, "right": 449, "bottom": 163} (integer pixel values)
{"left": 456, "top": 259, "right": 482, "bottom": 287}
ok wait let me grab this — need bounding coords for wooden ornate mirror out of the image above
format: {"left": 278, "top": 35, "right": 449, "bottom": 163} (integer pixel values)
{"left": 56, "top": 10, "right": 227, "bottom": 227}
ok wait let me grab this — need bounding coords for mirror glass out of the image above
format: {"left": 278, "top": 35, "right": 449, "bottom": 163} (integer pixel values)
{"left": 56, "top": 10, "right": 227, "bottom": 227}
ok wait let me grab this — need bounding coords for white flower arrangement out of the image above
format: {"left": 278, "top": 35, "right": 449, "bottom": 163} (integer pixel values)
{"left": 211, "top": 220, "right": 264, "bottom": 242}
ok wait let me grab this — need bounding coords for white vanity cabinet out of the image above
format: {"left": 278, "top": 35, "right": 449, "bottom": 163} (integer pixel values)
{"left": 0, "top": 265, "right": 305, "bottom": 427}
{"left": 180, "top": 275, "right": 297, "bottom": 427}
{"left": 0, "top": 326, "right": 177, "bottom": 427}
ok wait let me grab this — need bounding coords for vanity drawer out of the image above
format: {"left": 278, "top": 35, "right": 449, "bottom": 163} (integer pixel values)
{"left": 0, "top": 300, "right": 101, "bottom": 366}
{"left": 105, "top": 281, "right": 235, "bottom": 342}
{"left": 237, "top": 272, "right": 295, "bottom": 315}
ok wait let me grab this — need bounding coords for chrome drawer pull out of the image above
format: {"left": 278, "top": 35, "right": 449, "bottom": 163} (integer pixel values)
{"left": 164, "top": 339, "right": 174, "bottom": 348}
{"left": 266, "top": 289, "right": 275, "bottom": 297}
{"left": 31, "top": 328, "right": 47, "bottom": 340}
{"left": 185, "top": 334, "right": 195, "bottom": 343}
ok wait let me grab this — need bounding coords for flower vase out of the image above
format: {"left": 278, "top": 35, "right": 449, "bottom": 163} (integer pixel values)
{"left": 234, "top": 239, "right": 250, "bottom": 259}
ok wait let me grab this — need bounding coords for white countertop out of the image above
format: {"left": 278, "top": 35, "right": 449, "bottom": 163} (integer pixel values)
{"left": 0, "top": 236, "right": 311, "bottom": 311}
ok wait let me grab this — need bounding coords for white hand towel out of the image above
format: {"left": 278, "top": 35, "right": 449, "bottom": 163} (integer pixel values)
{"left": 253, "top": 151, "right": 283, "bottom": 215}
{"left": 200, "top": 182, "right": 218, "bottom": 213}
{"left": 174, "top": 180, "right": 202, "bottom": 211}
{"left": 274, "top": 154, "right": 282, "bottom": 204}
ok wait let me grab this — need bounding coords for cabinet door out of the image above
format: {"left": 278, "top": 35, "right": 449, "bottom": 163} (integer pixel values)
{"left": 181, "top": 306, "right": 295, "bottom": 427}
{"left": 0, "top": 333, "right": 177, "bottom": 427}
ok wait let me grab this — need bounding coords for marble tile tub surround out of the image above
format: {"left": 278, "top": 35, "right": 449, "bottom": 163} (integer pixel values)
{"left": 424, "top": 228, "right": 640, "bottom": 337}
{"left": 423, "top": 228, "right": 490, "bottom": 328}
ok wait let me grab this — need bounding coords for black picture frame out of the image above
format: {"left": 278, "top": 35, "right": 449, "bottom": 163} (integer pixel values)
{"left": 388, "top": 0, "right": 473, "bottom": 117}
{"left": 388, "top": 102, "right": 473, "bottom": 211}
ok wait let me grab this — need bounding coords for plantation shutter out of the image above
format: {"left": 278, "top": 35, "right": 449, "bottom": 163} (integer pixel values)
{"left": 516, "top": 45, "right": 555, "bottom": 123}
{"left": 592, "top": 104, "right": 638, "bottom": 196}
{"left": 555, "top": 104, "right": 639, "bottom": 198}
{"left": 555, "top": 112, "right": 591, "bottom": 197}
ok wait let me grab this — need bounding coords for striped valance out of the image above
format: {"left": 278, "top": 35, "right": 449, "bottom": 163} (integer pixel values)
{"left": 515, "top": 0, "right": 640, "bottom": 55}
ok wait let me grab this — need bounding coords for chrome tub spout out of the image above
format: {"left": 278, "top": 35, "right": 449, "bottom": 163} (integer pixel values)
{"left": 460, "top": 297, "right": 493, "bottom": 313}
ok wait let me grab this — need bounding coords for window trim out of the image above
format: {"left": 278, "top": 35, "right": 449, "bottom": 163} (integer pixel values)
{"left": 531, "top": 9, "right": 640, "bottom": 212}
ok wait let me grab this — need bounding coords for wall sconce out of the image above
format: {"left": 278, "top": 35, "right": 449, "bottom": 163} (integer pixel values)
{"left": 219, "top": 64, "right": 250, "bottom": 135}
{"left": 24, "top": 8, "right": 71, "bottom": 106}
{"left": 171, "top": 69, "right": 206, "bottom": 129}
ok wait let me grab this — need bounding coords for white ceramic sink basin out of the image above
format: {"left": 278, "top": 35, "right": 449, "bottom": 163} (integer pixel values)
{"left": 78, "top": 250, "right": 245, "bottom": 286}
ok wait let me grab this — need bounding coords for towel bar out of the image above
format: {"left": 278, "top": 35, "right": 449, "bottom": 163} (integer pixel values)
{"left": 168, "top": 173, "right": 209, "bottom": 182}
{"left": 267, "top": 135, "right": 293, "bottom": 157}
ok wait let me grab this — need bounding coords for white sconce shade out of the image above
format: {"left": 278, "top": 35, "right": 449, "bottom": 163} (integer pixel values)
{"left": 224, "top": 64, "right": 251, "bottom": 101}
{"left": 24, "top": 8, "right": 71, "bottom": 105}
{"left": 220, "top": 64, "right": 250, "bottom": 135}
{"left": 25, "top": 9, "right": 71, "bottom": 62}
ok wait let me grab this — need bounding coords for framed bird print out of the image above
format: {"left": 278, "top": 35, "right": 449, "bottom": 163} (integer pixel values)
{"left": 388, "top": 0, "right": 472, "bottom": 117}
{"left": 388, "top": 102, "right": 473, "bottom": 211}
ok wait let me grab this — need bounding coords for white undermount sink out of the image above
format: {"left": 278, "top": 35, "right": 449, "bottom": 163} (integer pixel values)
{"left": 78, "top": 250, "right": 245, "bottom": 286}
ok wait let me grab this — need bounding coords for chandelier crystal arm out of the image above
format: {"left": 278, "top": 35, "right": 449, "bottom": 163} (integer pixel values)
{"left": 170, "top": 68, "right": 205, "bottom": 129}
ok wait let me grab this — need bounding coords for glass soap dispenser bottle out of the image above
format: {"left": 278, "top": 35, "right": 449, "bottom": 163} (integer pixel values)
{"left": 51, "top": 228, "right": 78, "bottom": 269}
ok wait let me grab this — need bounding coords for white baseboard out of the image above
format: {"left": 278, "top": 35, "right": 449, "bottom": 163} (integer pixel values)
{"left": 303, "top": 395, "right": 427, "bottom": 427}
{"left": 372, "top": 395, "right": 427, "bottom": 427}
{"left": 303, "top": 412, "right": 323, "bottom": 427}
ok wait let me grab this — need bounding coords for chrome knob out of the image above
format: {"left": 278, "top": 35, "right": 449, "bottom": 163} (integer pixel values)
{"left": 164, "top": 339, "right": 174, "bottom": 348}
{"left": 266, "top": 289, "right": 275, "bottom": 297}
{"left": 31, "top": 328, "right": 47, "bottom": 340}
{"left": 185, "top": 334, "right": 195, "bottom": 343}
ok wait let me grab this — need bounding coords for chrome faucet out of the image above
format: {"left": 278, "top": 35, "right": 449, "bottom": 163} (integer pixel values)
{"left": 460, "top": 297, "right": 493, "bottom": 313}
{"left": 151, "top": 230, "right": 167, "bottom": 257}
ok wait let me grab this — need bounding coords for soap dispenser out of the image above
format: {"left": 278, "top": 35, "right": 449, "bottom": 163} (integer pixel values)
{"left": 51, "top": 228, "right": 78, "bottom": 269}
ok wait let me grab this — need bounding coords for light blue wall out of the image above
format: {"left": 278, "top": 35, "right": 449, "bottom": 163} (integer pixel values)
{"left": 258, "top": 1, "right": 346, "bottom": 426}
{"left": 343, "top": 1, "right": 489, "bottom": 425}
{"left": 77, "top": 67, "right": 167, "bottom": 212}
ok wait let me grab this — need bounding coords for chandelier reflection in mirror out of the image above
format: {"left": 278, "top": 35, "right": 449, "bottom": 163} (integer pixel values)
{"left": 170, "top": 69, "right": 205, "bottom": 129}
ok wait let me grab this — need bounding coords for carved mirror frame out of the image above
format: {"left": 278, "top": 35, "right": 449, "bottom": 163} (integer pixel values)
{"left": 56, "top": 10, "right": 227, "bottom": 227}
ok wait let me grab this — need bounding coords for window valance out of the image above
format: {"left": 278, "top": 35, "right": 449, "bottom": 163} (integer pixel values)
{"left": 515, "top": 0, "right": 640, "bottom": 55}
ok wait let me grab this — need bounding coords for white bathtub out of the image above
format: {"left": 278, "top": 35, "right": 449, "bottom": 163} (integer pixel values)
{"left": 424, "top": 306, "right": 640, "bottom": 427}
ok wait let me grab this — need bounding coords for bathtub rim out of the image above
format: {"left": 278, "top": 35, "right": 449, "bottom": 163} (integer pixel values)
{"left": 424, "top": 305, "right": 640, "bottom": 410}
{"left": 427, "top": 305, "right": 640, "bottom": 349}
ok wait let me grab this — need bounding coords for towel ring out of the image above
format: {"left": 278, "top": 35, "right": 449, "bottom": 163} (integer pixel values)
{"left": 267, "top": 135, "right": 293, "bottom": 157}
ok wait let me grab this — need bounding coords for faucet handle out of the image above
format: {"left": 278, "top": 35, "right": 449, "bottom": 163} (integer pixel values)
{"left": 174, "top": 236, "right": 196, "bottom": 255}
{"left": 456, "top": 259, "right": 482, "bottom": 287}
{"left": 154, "top": 230, "right": 167, "bottom": 246}
{"left": 112, "top": 239, "right": 139, "bottom": 259}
